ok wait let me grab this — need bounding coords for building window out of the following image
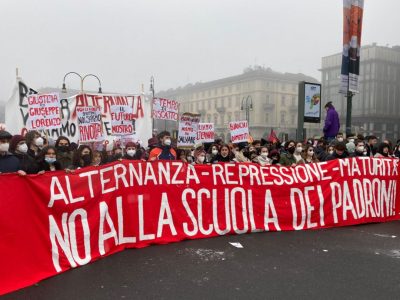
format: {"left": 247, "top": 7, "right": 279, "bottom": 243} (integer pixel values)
{"left": 280, "top": 112, "right": 286, "bottom": 124}
{"left": 265, "top": 113, "right": 269, "bottom": 123}
{"left": 281, "top": 96, "right": 286, "bottom": 106}
{"left": 266, "top": 94, "right": 270, "bottom": 103}
{"left": 214, "top": 114, "right": 218, "bottom": 125}
{"left": 221, "top": 114, "right": 225, "bottom": 125}
{"left": 208, "top": 100, "right": 211, "bottom": 110}
{"left": 227, "top": 112, "right": 232, "bottom": 123}
{"left": 291, "top": 114, "right": 295, "bottom": 125}
{"left": 236, "top": 96, "right": 240, "bottom": 107}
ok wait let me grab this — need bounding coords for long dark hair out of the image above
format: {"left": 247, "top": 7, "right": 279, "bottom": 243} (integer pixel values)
{"left": 72, "top": 145, "right": 93, "bottom": 167}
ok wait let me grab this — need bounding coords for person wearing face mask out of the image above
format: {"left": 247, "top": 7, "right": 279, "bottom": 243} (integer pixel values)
{"left": 326, "top": 142, "right": 349, "bottom": 161}
{"left": 25, "top": 130, "right": 43, "bottom": 158}
{"left": 193, "top": 148, "right": 207, "bottom": 165}
{"left": 123, "top": 142, "right": 142, "bottom": 160}
{"left": 350, "top": 140, "right": 366, "bottom": 157}
{"left": 207, "top": 144, "right": 220, "bottom": 163}
{"left": 302, "top": 145, "right": 319, "bottom": 164}
{"left": 92, "top": 150, "right": 105, "bottom": 166}
{"left": 9, "top": 134, "right": 39, "bottom": 174}
{"left": 333, "top": 133, "right": 345, "bottom": 145}
{"left": 0, "top": 130, "right": 21, "bottom": 173}
{"left": 255, "top": 146, "right": 271, "bottom": 166}
{"left": 37, "top": 146, "right": 62, "bottom": 172}
{"left": 279, "top": 142, "right": 297, "bottom": 167}
{"left": 365, "top": 135, "right": 378, "bottom": 157}
{"left": 148, "top": 131, "right": 177, "bottom": 161}
{"left": 268, "top": 149, "right": 281, "bottom": 165}
{"left": 68, "top": 145, "right": 93, "bottom": 170}
{"left": 374, "top": 143, "right": 391, "bottom": 158}
{"left": 55, "top": 136, "right": 73, "bottom": 170}
{"left": 233, "top": 142, "right": 250, "bottom": 163}
{"left": 293, "top": 142, "right": 305, "bottom": 164}
{"left": 211, "top": 144, "right": 233, "bottom": 163}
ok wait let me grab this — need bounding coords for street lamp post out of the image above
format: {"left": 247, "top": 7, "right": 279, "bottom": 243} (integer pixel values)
{"left": 61, "top": 72, "right": 102, "bottom": 93}
{"left": 345, "top": 90, "right": 355, "bottom": 137}
{"left": 241, "top": 95, "right": 253, "bottom": 126}
{"left": 150, "top": 76, "right": 157, "bottom": 134}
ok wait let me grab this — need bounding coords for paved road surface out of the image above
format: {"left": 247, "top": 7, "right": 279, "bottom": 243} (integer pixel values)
{"left": 4, "top": 221, "right": 400, "bottom": 299}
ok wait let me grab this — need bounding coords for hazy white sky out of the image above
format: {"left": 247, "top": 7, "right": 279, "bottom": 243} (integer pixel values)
{"left": 0, "top": 0, "right": 399, "bottom": 102}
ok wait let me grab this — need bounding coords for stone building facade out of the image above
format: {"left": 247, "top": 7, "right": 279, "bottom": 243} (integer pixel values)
{"left": 321, "top": 43, "right": 400, "bottom": 140}
{"left": 157, "top": 66, "right": 318, "bottom": 142}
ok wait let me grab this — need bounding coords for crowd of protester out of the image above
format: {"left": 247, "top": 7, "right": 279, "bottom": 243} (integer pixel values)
{"left": 0, "top": 129, "right": 399, "bottom": 175}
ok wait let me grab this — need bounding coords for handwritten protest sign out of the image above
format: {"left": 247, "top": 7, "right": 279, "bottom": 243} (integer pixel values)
{"left": 76, "top": 106, "right": 103, "bottom": 142}
{"left": 229, "top": 120, "right": 249, "bottom": 143}
{"left": 27, "top": 93, "right": 61, "bottom": 130}
{"left": 152, "top": 98, "right": 180, "bottom": 121}
{"left": 177, "top": 113, "right": 201, "bottom": 148}
{"left": 196, "top": 123, "right": 215, "bottom": 143}
{"left": 110, "top": 105, "right": 135, "bottom": 136}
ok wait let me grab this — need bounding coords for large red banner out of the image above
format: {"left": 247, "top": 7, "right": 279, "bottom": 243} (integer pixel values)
{"left": 1, "top": 158, "right": 399, "bottom": 295}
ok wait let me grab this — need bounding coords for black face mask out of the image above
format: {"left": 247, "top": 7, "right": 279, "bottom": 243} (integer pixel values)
{"left": 287, "top": 147, "right": 295, "bottom": 154}
{"left": 114, "top": 153, "right": 123, "bottom": 160}
{"left": 81, "top": 154, "right": 92, "bottom": 166}
{"left": 57, "top": 145, "right": 69, "bottom": 153}
{"left": 271, "top": 157, "right": 279, "bottom": 164}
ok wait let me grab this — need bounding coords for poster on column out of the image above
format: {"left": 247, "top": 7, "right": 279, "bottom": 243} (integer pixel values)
{"left": 152, "top": 98, "right": 180, "bottom": 121}
{"left": 177, "top": 113, "right": 201, "bottom": 148}
{"left": 76, "top": 106, "right": 103, "bottom": 142}
{"left": 196, "top": 123, "right": 215, "bottom": 143}
{"left": 5, "top": 82, "right": 153, "bottom": 146}
{"left": 340, "top": 0, "right": 364, "bottom": 93}
{"left": 110, "top": 105, "right": 135, "bottom": 136}
{"left": 27, "top": 93, "right": 62, "bottom": 130}
{"left": 229, "top": 120, "right": 249, "bottom": 143}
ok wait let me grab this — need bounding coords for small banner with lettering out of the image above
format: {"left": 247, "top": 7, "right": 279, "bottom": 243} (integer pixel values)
{"left": 177, "top": 113, "right": 201, "bottom": 148}
{"left": 110, "top": 105, "right": 135, "bottom": 136}
{"left": 27, "top": 93, "right": 62, "bottom": 130}
{"left": 0, "top": 158, "right": 399, "bottom": 295}
{"left": 76, "top": 106, "right": 103, "bottom": 142}
{"left": 152, "top": 98, "right": 180, "bottom": 121}
{"left": 229, "top": 121, "right": 249, "bottom": 143}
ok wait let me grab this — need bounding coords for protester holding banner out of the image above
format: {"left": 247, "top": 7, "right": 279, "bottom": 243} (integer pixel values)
{"left": 365, "top": 135, "right": 378, "bottom": 157}
{"left": 302, "top": 144, "right": 319, "bottom": 164}
{"left": 210, "top": 144, "right": 234, "bottom": 163}
{"left": 108, "top": 146, "right": 123, "bottom": 162}
{"left": 279, "top": 142, "right": 297, "bottom": 166}
{"left": 148, "top": 131, "right": 176, "bottom": 161}
{"left": 293, "top": 142, "right": 305, "bottom": 164}
{"left": 206, "top": 144, "right": 220, "bottom": 163}
{"left": 193, "top": 148, "right": 207, "bottom": 165}
{"left": 0, "top": 130, "right": 21, "bottom": 174}
{"left": 123, "top": 142, "right": 143, "bottom": 161}
{"left": 9, "top": 134, "right": 39, "bottom": 174}
{"left": 325, "top": 142, "right": 349, "bottom": 161}
{"left": 37, "top": 146, "right": 62, "bottom": 172}
{"left": 55, "top": 136, "right": 73, "bottom": 170}
{"left": 92, "top": 150, "right": 105, "bottom": 166}
{"left": 25, "top": 130, "right": 44, "bottom": 158}
{"left": 233, "top": 142, "right": 250, "bottom": 163}
{"left": 68, "top": 145, "right": 93, "bottom": 170}
{"left": 268, "top": 149, "right": 280, "bottom": 165}
{"left": 374, "top": 143, "right": 391, "bottom": 158}
{"left": 254, "top": 146, "right": 271, "bottom": 166}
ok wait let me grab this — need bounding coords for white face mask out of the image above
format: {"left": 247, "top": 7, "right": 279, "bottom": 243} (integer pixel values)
{"left": 17, "top": 143, "right": 28, "bottom": 153}
{"left": 329, "top": 150, "right": 334, "bottom": 155}
{"left": 261, "top": 152, "right": 269, "bottom": 158}
{"left": 337, "top": 137, "right": 344, "bottom": 142}
{"left": 164, "top": 139, "right": 171, "bottom": 146}
{"left": 357, "top": 146, "right": 364, "bottom": 153}
{"left": 0, "top": 143, "right": 10, "bottom": 152}
{"left": 296, "top": 147, "right": 303, "bottom": 153}
{"left": 127, "top": 149, "right": 136, "bottom": 157}
{"left": 212, "top": 149, "right": 218, "bottom": 155}
{"left": 198, "top": 156, "right": 205, "bottom": 163}
{"left": 35, "top": 137, "right": 44, "bottom": 147}
{"left": 349, "top": 139, "right": 355, "bottom": 143}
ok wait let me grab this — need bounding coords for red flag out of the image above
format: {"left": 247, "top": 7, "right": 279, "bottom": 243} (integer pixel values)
{"left": 267, "top": 129, "right": 278, "bottom": 143}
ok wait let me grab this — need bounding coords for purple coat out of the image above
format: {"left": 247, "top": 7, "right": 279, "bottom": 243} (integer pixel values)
{"left": 323, "top": 107, "right": 340, "bottom": 138}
